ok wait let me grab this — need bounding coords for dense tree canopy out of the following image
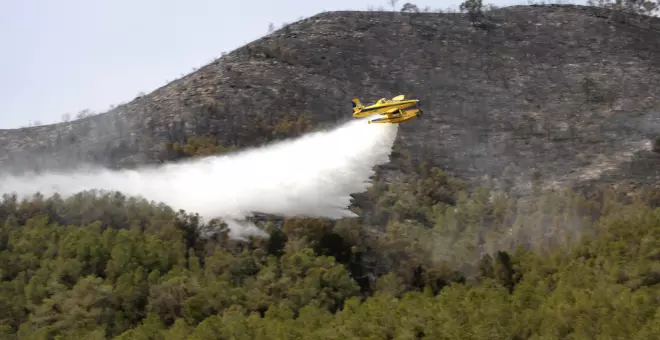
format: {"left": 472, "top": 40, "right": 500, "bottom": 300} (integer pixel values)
{"left": 1, "top": 159, "right": 659, "bottom": 339}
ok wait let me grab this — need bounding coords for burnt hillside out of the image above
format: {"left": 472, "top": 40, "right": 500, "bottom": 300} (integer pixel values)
{"left": 1, "top": 4, "right": 659, "bottom": 193}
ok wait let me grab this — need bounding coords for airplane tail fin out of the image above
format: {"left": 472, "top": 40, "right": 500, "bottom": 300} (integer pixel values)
{"left": 351, "top": 98, "right": 363, "bottom": 113}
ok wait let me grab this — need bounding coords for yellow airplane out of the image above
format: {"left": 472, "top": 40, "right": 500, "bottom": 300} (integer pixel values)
{"left": 351, "top": 94, "right": 423, "bottom": 124}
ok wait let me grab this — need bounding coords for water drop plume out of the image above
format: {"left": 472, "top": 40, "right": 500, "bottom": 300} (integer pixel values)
{"left": 0, "top": 118, "right": 399, "bottom": 237}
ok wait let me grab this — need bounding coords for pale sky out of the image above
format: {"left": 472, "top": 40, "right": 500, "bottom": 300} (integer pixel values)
{"left": 0, "top": 0, "right": 569, "bottom": 129}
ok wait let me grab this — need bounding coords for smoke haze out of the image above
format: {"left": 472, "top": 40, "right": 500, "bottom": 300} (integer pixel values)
{"left": 0, "top": 118, "right": 399, "bottom": 237}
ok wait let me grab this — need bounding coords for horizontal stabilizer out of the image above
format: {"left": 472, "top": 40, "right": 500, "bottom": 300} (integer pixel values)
{"left": 351, "top": 98, "right": 363, "bottom": 113}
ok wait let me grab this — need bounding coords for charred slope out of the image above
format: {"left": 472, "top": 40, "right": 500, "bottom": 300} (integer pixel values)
{"left": 1, "top": 4, "right": 659, "bottom": 193}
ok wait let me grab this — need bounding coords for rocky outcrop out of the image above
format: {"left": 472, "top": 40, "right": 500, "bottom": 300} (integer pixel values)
{"left": 1, "top": 4, "right": 659, "bottom": 193}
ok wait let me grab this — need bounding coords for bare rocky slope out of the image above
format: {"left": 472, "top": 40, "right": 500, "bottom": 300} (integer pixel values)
{"left": 1, "top": 4, "right": 659, "bottom": 194}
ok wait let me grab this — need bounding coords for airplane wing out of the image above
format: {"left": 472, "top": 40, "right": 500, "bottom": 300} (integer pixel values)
{"left": 391, "top": 94, "right": 405, "bottom": 101}
{"left": 383, "top": 107, "right": 400, "bottom": 114}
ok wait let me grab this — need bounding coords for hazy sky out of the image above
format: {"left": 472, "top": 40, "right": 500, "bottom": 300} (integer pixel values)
{"left": 0, "top": 0, "right": 573, "bottom": 129}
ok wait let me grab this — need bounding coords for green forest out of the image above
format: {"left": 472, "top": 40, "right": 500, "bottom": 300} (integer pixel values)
{"left": 1, "top": 152, "right": 660, "bottom": 338}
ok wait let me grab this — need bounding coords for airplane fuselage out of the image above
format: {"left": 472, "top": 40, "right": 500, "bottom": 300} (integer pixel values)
{"left": 353, "top": 99, "right": 419, "bottom": 118}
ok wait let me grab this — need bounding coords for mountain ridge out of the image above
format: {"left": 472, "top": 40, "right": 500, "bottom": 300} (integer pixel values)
{"left": 1, "top": 4, "right": 659, "bottom": 195}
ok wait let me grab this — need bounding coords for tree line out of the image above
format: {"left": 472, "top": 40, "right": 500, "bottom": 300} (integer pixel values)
{"left": 1, "top": 157, "right": 659, "bottom": 338}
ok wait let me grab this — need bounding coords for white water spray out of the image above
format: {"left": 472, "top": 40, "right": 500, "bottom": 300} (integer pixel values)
{"left": 0, "top": 118, "right": 399, "bottom": 237}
